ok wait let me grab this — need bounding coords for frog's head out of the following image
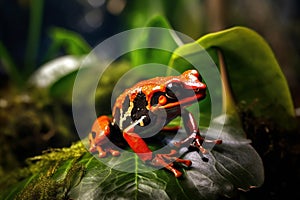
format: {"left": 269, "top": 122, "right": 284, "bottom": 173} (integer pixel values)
{"left": 150, "top": 70, "right": 207, "bottom": 109}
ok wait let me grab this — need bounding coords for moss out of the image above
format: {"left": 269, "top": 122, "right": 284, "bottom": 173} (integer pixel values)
{"left": 26, "top": 141, "right": 86, "bottom": 165}
{"left": 0, "top": 141, "right": 87, "bottom": 199}
{"left": 16, "top": 163, "right": 85, "bottom": 200}
{"left": 16, "top": 175, "right": 61, "bottom": 200}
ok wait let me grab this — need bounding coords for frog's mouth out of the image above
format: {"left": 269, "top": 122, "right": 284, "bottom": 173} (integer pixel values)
{"left": 160, "top": 88, "right": 206, "bottom": 109}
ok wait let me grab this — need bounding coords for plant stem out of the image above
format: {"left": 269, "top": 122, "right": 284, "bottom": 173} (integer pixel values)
{"left": 0, "top": 41, "right": 23, "bottom": 86}
{"left": 24, "top": 0, "right": 44, "bottom": 78}
{"left": 217, "top": 49, "right": 239, "bottom": 120}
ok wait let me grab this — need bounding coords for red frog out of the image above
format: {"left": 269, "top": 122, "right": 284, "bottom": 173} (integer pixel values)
{"left": 89, "top": 70, "right": 222, "bottom": 177}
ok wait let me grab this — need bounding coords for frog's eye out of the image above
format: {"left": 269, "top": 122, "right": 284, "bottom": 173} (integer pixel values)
{"left": 158, "top": 95, "right": 167, "bottom": 105}
{"left": 166, "top": 82, "right": 183, "bottom": 99}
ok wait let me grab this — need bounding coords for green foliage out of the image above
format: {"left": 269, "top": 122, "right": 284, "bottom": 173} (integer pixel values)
{"left": 170, "top": 27, "right": 295, "bottom": 130}
{"left": 95, "top": 61, "right": 132, "bottom": 115}
{"left": 130, "top": 16, "right": 179, "bottom": 67}
{"left": 15, "top": 162, "right": 85, "bottom": 200}
{"left": 27, "top": 28, "right": 92, "bottom": 103}
{"left": 24, "top": 0, "right": 44, "bottom": 76}
{"left": 1, "top": 25, "right": 91, "bottom": 88}
{"left": 45, "top": 27, "right": 92, "bottom": 61}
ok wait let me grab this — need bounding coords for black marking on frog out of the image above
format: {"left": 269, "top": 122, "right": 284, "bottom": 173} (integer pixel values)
{"left": 131, "top": 92, "right": 150, "bottom": 126}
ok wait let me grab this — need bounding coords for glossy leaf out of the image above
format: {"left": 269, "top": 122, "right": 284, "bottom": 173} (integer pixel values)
{"left": 30, "top": 56, "right": 83, "bottom": 88}
{"left": 170, "top": 26, "right": 295, "bottom": 129}
{"left": 69, "top": 114, "right": 263, "bottom": 199}
{"left": 1, "top": 113, "right": 263, "bottom": 199}
{"left": 29, "top": 55, "right": 84, "bottom": 103}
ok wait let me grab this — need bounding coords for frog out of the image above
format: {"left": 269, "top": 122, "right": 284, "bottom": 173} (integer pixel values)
{"left": 89, "top": 70, "right": 222, "bottom": 177}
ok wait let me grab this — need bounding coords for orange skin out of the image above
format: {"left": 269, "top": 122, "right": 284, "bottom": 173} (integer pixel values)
{"left": 89, "top": 70, "right": 222, "bottom": 177}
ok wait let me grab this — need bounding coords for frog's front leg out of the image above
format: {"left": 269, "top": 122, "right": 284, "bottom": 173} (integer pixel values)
{"left": 174, "top": 109, "right": 222, "bottom": 161}
{"left": 151, "top": 149, "right": 191, "bottom": 178}
{"left": 123, "top": 116, "right": 191, "bottom": 177}
{"left": 89, "top": 116, "right": 120, "bottom": 158}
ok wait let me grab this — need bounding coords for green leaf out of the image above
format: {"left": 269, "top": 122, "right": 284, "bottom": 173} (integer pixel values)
{"left": 68, "top": 115, "right": 263, "bottom": 200}
{"left": 170, "top": 26, "right": 295, "bottom": 129}
{"left": 44, "top": 27, "right": 91, "bottom": 61}
{"left": 1, "top": 113, "right": 264, "bottom": 200}
{"left": 130, "top": 16, "right": 182, "bottom": 67}
{"left": 29, "top": 55, "right": 85, "bottom": 104}
{"left": 49, "top": 71, "right": 79, "bottom": 104}
{"left": 30, "top": 56, "right": 83, "bottom": 88}
{"left": 24, "top": 0, "right": 44, "bottom": 76}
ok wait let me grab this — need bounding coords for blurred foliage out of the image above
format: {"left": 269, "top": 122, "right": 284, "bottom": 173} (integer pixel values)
{"left": 1, "top": 0, "right": 299, "bottom": 102}
{"left": 0, "top": 87, "right": 78, "bottom": 172}
{"left": 121, "top": 0, "right": 300, "bottom": 107}
{"left": 130, "top": 16, "right": 177, "bottom": 67}
{"left": 45, "top": 27, "right": 91, "bottom": 61}
{"left": 95, "top": 61, "right": 132, "bottom": 115}
{"left": 0, "top": 1, "right": 93, "bottom": 174}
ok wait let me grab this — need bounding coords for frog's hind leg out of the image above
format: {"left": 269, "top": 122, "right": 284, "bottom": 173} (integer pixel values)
{"left": 122, "top": 131, "right": 153, "bottom": 161}
{"left": 123, "top": 116, "right": 191, "bottom": 178}
{"left": 123, "top": 131, "right": 191, "bottom": 177}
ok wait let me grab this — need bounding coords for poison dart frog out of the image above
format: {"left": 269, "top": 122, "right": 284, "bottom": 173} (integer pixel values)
{"left": 89, "top": 70, "right": 222, "bottom": 177}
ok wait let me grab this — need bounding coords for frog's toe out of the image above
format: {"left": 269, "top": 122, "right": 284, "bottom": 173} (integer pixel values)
{"left": 150, "top": 150, "right": 192, "bottom": 177}
{"left": 98, "top": 151, "right": 107, "bottom": 158}
{"left": 95, "top": 146, "right": 107, "bottom": 158}
{"left": 151, "top": 157, "right": 182, "bottom": 177}
{"left": 89, "top": 146, "right": 96, "bottom": 153}
{"left": 110, "top": 149, "right": 120, "bottom": 157}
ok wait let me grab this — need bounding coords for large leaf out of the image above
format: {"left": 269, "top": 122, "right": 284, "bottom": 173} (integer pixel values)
{"left": 169, "top": 26, "right": 295, "bottom": 129}
{"left": 68, "top": 115, "right": 263, "bottom": 200}
{"left": 1, "top": 114, "right": 263, "bottom": 200}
